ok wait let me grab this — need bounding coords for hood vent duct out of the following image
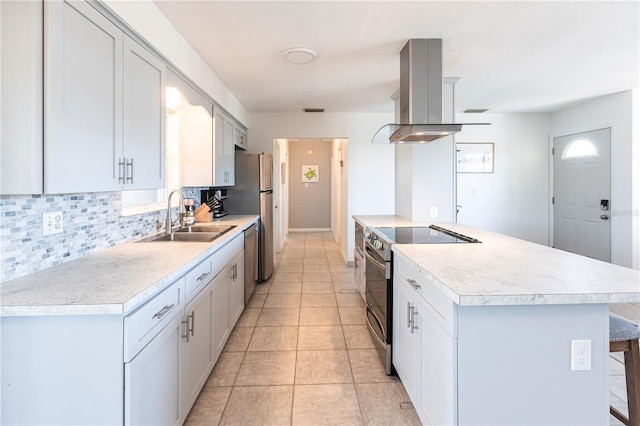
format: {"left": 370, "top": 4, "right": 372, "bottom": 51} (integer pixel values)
{"left": 372, "top": 38, "right": 488, "bottom": 144}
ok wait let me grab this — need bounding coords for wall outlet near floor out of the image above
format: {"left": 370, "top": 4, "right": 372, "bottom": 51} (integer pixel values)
{"left": 43, "top": 211, "right": 64, "bottom": 236}
{"left": 571, "top": 339, "right": 592, "bottom": 371}
{"left": 429, "top": 206, "right": 439, "bottom": 219}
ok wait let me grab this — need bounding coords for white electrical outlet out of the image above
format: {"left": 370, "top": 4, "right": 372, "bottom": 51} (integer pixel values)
{"left": 571, "top": 339, "right": 592, "bottom": 371}
{"left": 429, "top": 206, "right": 439, "bottom": 219}
{"left": 43, "top": 211, "right": 63, "bottom": 236}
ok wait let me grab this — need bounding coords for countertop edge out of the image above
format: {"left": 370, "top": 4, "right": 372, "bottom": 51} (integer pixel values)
{"left": 0, "top": 215, "right": 259, "bottom": 317}
{"left": 357, "top": 215, "right": 640, "bottom": 307}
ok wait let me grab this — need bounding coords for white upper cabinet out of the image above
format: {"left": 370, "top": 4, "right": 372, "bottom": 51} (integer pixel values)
{"left": 214, "top": 107, "right": 235, "bottom": 186}
{"left": 233, "top": 124, "right": 248, "bottom": 150}
{"left": 123, "top": 36, "right": 166, "bottom": 190}
{"left": 1, "top": 1, "right": 44, "bottom": 194}
{"left": 167, "top": 70, "right": 215, "bottom": 187}
{"left": 44, "top": 0, "right": 124, "bottom": 193}
{"left": 44, "top": 0, "right": 165, "bottom": 194}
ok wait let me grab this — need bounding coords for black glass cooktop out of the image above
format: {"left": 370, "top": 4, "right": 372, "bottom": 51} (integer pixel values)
{"left": 375, "top": 225, "right": 480, "bottom": 244}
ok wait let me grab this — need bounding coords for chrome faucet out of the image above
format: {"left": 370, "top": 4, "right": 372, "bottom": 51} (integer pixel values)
{"left": 166, "top": 189, "right": 185, "bottom": 240}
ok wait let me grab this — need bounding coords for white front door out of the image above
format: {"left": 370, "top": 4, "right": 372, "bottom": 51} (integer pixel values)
{"left": 553, "top": 128, "right": 611, "bottom": 262}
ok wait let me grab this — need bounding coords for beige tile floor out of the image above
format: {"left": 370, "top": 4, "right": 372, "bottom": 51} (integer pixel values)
{"left": 184, "top": 232, "right": 420, "bottom": 425}
{"left": 184, "top": 231, "right": 638, "bottom": 425}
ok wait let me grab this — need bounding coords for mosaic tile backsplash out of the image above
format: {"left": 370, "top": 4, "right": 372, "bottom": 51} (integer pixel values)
{"left": 0, "top": 191, "right": 200, "bottom": 283}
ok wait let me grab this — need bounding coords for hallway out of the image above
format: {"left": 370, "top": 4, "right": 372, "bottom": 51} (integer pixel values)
{"left": 184, "top": 232, "right": 420, "bottom": 425}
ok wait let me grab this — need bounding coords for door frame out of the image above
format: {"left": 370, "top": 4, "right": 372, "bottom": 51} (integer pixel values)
{"left": 550, "top": 127, "right": 612, "bottom": 261}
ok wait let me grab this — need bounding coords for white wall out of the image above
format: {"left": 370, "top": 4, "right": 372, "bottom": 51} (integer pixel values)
{"left": 288, "top": 141, "right": 332, "bottom": 229}
{"left": 455, "top": 113, "right": 551, "bottom": 245}
{"left": 102, "top": 0, "right": 248, "bottom": 125}
{"left": 551, "top": 90, "right": 638, "bottom": 269}
{"left": 248, "top": 113, "right": 394, "bottom": 262}
{"left": 395, "top": 80, "right": 457, "bottom": 223}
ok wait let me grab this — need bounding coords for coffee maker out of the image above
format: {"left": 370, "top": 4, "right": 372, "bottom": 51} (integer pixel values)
{"left": 201, "top": 188, "right": 228, "bottom": 218}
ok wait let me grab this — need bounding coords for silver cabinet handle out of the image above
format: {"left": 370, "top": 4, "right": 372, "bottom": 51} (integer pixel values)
{"left": 189, "top": 311, "right": 195, "bottom": 337}
{"left": 407, "top": 302, "right": 412, "bottom": 328}
{"left": 181, "top": 318, "right": 190, "bottom": 342}
{"left": 407, "top": 279, "right": 421, "bottom": 290}
{"left": 118, "top": 158, "right": 125, "bottom": 183}
{"left": 152, "top": 304, "right": 175, "bottom": 320}
{"left": 126, "top": 158, "right": 134, "bottom": 184}
{"left": 197, "top": 272, "right": 209, "bottom": 282}
{"left": 410, "top": 306, "right": 419, "bottom": 334}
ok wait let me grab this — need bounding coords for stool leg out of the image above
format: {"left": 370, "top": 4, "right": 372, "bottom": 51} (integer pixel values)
{"left": 624, "top": 339, "right": 640, "bottom": 426}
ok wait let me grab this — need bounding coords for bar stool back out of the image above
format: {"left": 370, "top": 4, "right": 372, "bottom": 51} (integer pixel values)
{"left": 609, "top": 314, "right": 640, "bottom": 426}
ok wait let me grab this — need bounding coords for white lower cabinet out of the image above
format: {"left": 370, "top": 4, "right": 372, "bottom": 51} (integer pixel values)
{"left": 393, "top": 277, "right": 422, "bottom": 401}
{"left": 1, "top": 231, "right": 247, "bottom": 425}
{"left": 181, "top": 278, "right": 215, "bottom": 419}
{"left": 228, "top": 251, "right": 245, "bottom": 327}
{"left": 393, "top": 256, "right": 457, "bottom": 426}
{"left": 125, "top": 313, "right": 183, "bottom": 426}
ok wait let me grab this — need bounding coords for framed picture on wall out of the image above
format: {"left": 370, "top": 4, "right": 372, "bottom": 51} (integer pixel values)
{"left": 301, "top": 165, "right": 319, "bottom": 182}
{"left": 456, "top": 143, "right": 494, "bottom": 173}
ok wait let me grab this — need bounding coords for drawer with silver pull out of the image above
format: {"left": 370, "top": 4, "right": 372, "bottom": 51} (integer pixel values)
{"left": 124, "top": 277, "right": 185, "bottom": 361}
{"left": 185, "top": 253, "right": 215, "bottom": 302}
{"left": 211, "top": 234, "right": 243, "bottom": 278}
{"left": 394, "top": 256, "right": 457, "bottom": 336}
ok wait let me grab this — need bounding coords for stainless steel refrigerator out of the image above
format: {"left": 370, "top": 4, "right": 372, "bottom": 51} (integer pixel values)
{"left": 226, "top": 152, "right": 274, "bottom": 281}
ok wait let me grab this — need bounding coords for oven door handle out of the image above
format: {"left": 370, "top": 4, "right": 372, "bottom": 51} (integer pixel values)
{"left": 365, "top": 247, "right": 389, "bottom": 272}
{"left": 365, "top": 306, "right": 388, "bottom": 347}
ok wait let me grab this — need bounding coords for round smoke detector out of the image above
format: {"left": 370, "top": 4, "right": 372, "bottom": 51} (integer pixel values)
{"left": 283, "top": 47, "right": 317, "bottom": 65}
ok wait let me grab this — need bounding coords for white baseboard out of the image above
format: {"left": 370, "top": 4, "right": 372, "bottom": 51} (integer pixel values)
{"left": 288, "top": 228, "right": 331, "bottom": 232}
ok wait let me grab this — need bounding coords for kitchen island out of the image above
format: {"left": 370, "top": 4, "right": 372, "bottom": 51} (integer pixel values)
{"left": 1, "top": 215, "right": 258, "bottom": 425}
{"left": 355, "top": 215, "right": 640, "bottom": 425}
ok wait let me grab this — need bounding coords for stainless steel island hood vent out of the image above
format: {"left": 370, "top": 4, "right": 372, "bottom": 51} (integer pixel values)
{"left": 371, "top": 39, "right": 488, "bottom": 144}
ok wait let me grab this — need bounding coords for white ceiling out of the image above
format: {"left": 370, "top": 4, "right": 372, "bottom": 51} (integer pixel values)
{"left": 153, "top": 1, "right": 639, "bottom": 114}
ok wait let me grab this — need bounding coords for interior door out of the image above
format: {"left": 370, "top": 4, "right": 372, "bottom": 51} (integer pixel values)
{"left": 553, "top": 128, "right": 611, "bottom": 262}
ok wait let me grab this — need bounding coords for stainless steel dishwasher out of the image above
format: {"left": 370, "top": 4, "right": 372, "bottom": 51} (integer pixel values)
{"left": 244, "top": 223, "right": 258, "bottom": 304}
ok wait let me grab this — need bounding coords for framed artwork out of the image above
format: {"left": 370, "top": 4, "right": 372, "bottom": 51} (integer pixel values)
{"left": 301, "top": 165, "right": 319, "bottom": 182}
{"left": 456, "top": 143, "right": 494, "bottom": 173}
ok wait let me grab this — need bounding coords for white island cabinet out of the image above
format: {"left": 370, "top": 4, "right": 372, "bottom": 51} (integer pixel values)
{"left": 1, "top": 218, "right": 257, "bottom": 426}
{"left": 354, "top": 216, "right": 639, "bottom": 426}
{"left": 387, "top": 226, "right": 639, "bottom": 426}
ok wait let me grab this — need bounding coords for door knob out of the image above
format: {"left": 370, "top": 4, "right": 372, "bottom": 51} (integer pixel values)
{"left": 600, "top": 214, "right": 609, "bottom": 220}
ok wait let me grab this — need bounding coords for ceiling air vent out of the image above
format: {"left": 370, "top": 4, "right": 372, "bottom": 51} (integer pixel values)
{"left": 303, "top": 108, "right": 324, "bottom": 113}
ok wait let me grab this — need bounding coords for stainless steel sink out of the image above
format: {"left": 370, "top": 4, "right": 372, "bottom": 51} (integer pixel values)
{"left": 138, "top": 232, "right": 221, "bottom": 243}
{"left": 136, "top": 224, "right": 236, "bottom": 243}
{"left": 175, "top": 225, "right": 236, "bottom": 234}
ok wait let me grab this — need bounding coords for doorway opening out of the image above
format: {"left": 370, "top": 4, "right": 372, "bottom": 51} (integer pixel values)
{"left": 272, "top": 138, "right": 347, "bottom": 253}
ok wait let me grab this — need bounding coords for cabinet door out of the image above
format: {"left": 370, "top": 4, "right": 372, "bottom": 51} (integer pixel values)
{"left": 233, "top": 125, "right": 248, "bottom": 150}
{"left": 392, "top": 278, "right": 422, "bottom": 405}
{"left": 44, "top": 0, "right": 123, "bottom": 193}
{"left": 123, "top": 36, "right": 166, "bottom": 190}
{"left": 228, "top": 251, "right": 245, "bottom": 328}
{"left": 182, "top": 281, "right": 214, "bottom": 419}
{"left": 419, "top": 296, "right": 457, "bottom": 425}
{"left": 125, "top": 313, "right": 182, "bottom": 426}
{"left": 213, "top": 108, "right": 235, "bottom": 186}
{"left": 1, "top": 0, "right": 44, "bottom": 194}
{"left": 212, "top": 267, "right": 230, "bottom": 359}
{"left": 168, "top": 69, "right": 215, "bottom": 187}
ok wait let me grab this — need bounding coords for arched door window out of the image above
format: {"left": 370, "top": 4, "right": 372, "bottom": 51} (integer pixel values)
{"left": 562, "top": 139, "right": 599, "bottom": 159}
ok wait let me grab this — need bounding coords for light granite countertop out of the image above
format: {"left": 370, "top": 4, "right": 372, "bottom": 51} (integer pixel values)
{"left": 354, "top": 215, "right": 640, "bottom": 306}
{"left": 0, "top": 215, "right": 259, "bottom": 317}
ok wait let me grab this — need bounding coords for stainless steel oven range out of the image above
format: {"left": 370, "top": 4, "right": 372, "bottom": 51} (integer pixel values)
{"left": 364, "top": 224, "right": 480, "bottom": 375}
